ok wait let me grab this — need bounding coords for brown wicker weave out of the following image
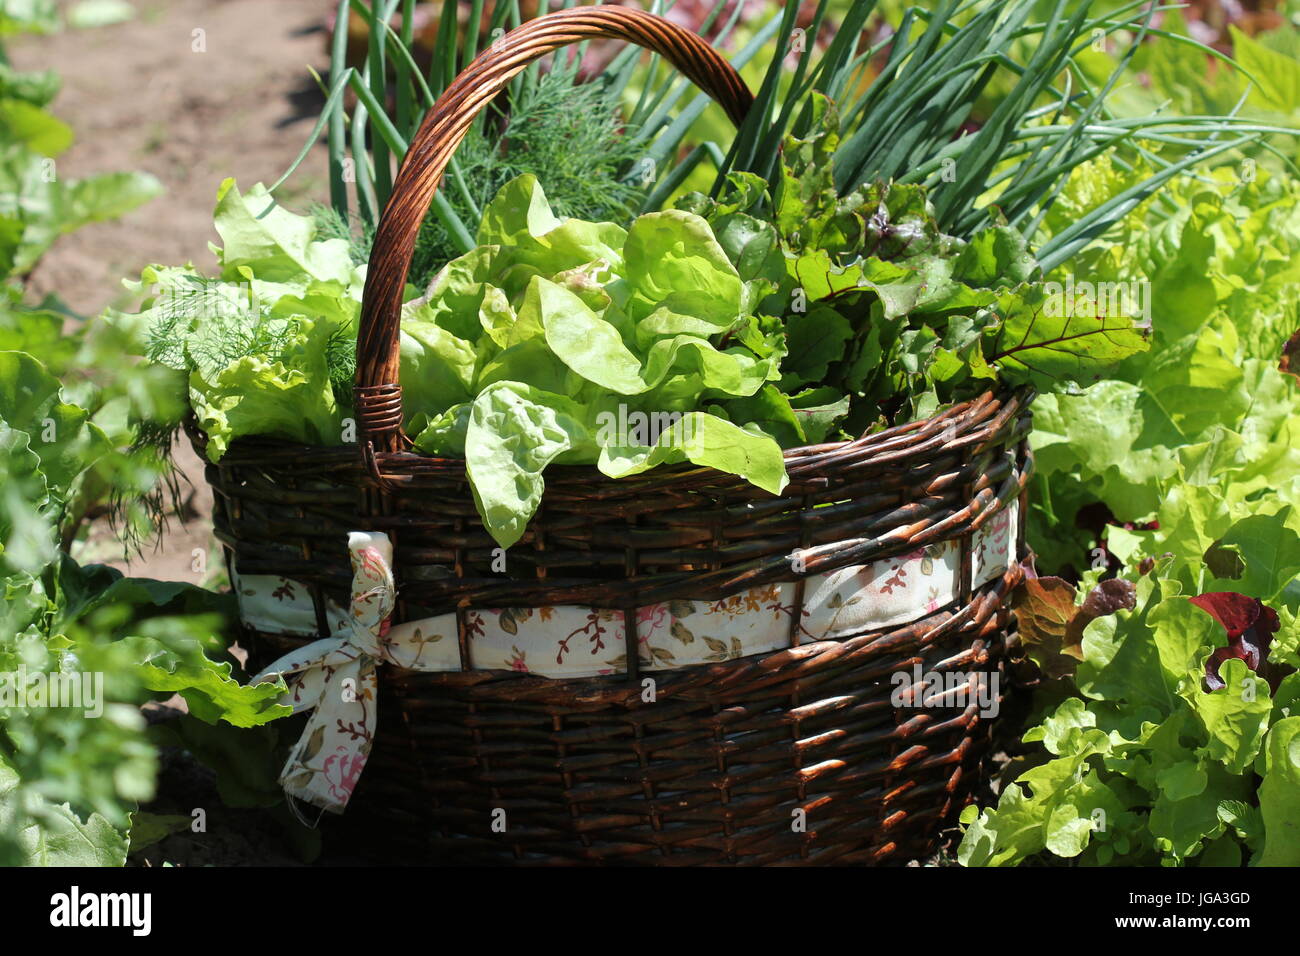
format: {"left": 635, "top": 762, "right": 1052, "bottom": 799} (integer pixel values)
{"left": 195, "top": 6, "right": 1035, "bottom": 865}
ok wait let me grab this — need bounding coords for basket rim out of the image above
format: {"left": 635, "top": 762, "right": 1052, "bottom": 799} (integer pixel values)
{"left": 187, "top": 386, "right": 1033, "bottom": 496}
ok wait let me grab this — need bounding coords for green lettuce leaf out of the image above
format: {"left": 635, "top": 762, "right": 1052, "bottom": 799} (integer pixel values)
{"left": 464, "top": 381, "right": 596, "bottom": 549}
{"left": 598, "top": 411, "right": 787, "bottom": 496}
{"left": 213, "top": 179, "right": 355, "bottom": 286}
{"left": 0, "top": 758, "right": 127, "bottom": 866}
{"left": 1256, "top": 716, "right": 1300, "bottom": 865}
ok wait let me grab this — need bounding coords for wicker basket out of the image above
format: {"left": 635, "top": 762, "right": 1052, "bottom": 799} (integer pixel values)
{"left": 197, "top": 6, "right": 1035, "bottom": 865}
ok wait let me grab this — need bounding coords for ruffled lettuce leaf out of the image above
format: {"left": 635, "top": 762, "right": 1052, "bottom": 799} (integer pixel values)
{"left": 188, "top": 315, "right": 343, "bottom": 461}
{"left": 0, "top": 350, "right": 110, "bottom": 531}
{"left": 212, "top": 178, "right": 356, "bottom": 287}
{"left": 464, "top": 381, "right": 596, "bottom": 550}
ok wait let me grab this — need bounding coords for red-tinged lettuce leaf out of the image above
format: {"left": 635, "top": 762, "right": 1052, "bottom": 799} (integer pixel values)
{"left": 1014, "top": 577, "right": 1079, "bottom": 678}
{"left": 1188, "top": 591, "right": 1281, "bottom": 691}
{"left": 1014, "top": 575, "right": 1137, "bottom": 679}
{"left": 984, "top": 286, "right": 1151, "bottom": 388}
{"left": 1281, "top": 328, "right": 1299, "bottom": 384}
{"left": 1081, "top": 578, "right": 1139, "bottom": 620}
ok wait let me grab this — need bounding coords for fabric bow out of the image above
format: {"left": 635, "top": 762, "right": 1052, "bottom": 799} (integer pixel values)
{"left": 254, "top": 531, "right": 440, "bottom": 815}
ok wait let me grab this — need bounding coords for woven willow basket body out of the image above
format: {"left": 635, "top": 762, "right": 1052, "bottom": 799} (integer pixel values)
{"left": 197, "top": 6, "right": 1034, "bottom": 865}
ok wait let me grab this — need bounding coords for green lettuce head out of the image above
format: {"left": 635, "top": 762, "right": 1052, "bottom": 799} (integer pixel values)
{"left": 408, "top": 174, "right": 788, "bottom": 547}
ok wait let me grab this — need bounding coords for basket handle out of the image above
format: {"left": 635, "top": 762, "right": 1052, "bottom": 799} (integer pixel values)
{"left": 354, "top": 5, "right": 754, "bottom": 452}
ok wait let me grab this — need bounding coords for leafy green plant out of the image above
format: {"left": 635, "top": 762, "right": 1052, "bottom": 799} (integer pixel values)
{"left": 402, "top": 172, "right": 794, "bottom": 547}
{"left": 924, "top": 7, "right": 1300, "bottom": 868}
{"left": 0, "top": 3, "right": 170, "bottom": 547}
{"left": 961, "top": 564, "right": 1300, "bottom": 867}
{"left": 1027, "top": 166, "right": 1300, "bottom": 576}
{"left": 0, "top": 0, "right": 59, "bottom": 36}
{"left": 1074, "top": 8, "right": 1300, "bottom": 173}
{"left": 957, "top": 163, "right": 1300, "bottom": 867}
{"left": 66, "top": 1, "right": 1300, "bottom": 870}
{"left": 0, "top": 156, "right": 161, "bottom": 279}
{"left": 713, "top": 0, "right": 1295, "bottom": 270}
{"left": 0, "top": 345, "right": 289, "bottom": 865}
{"left": 110, "top": 178, "right": 366, "bottom": 464}
{"left": 679, "top": 94, "right": 1147, "bottom": 434}
{"left": 115, "top": 172, "right": 791, "bottom": 548}
{"left": 0, "top": 9, "right": 160, "bottom": 278}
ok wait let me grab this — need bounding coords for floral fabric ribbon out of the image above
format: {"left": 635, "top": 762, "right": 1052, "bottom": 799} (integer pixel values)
{"left": 254, "top": 531, "right": 438, "bottom": 814}
{"left": 235, "top": 502, "right": 1018, "bottom": 680}
{"left": 251, "top": 502, "right": 1020, "bottom": 813}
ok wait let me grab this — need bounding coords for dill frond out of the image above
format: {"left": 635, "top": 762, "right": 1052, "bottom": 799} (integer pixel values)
{"left": 318, "top": 61, "right": 647, "bottom": 288}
